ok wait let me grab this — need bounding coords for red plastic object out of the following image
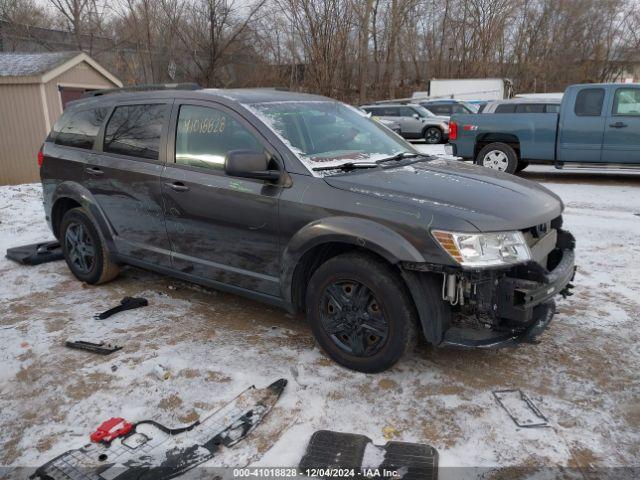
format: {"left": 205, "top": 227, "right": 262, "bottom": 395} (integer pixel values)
{"left": 90, "top": 417, "right": 133, "bottom": 443}
{"left": 37, "top": 149, "right": 44, "bottom": 167}
{"left": 449, "top": 121, "right": 458, "bottom": 140}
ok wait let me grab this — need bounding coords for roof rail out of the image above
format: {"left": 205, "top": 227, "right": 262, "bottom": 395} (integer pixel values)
{"left": 82, "top": 83, "right": 201, "bottom": 98}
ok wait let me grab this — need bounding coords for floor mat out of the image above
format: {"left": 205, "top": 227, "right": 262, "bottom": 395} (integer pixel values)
{"left": 299, "top": 430, "right": 438, "bottom": 480}
{"left": 6, "top": 241, "right": 63, "bottom": 265}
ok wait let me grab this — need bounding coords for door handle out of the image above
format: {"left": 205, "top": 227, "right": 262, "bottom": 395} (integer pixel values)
{"left": 165, "top": 181, "right": 190, "bottom": 192}
{"left": 85, "top": 166, "right": 103, "bottom": 175}
{"left": 609, "top": 122, "right": 627, "bottom": 128}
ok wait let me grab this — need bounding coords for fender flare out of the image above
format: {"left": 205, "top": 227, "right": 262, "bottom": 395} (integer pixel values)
{"left": 51, "top": 182, "right": 117, "bottom": 253}
{"left": 280, "top": 216, "right": 425, "bottom": 305}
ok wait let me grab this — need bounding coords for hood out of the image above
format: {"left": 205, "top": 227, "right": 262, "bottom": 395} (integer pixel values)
{"left": 324, "top": 158, "right": 563, "bottom": 232}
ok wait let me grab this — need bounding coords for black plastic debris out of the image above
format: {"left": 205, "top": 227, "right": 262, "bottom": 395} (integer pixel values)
{"left": 30, "top": 379, "right": 287, "bottom": 480}
{"left": 94, "top": 296, "right": 148, "bottom": 320}
{"left": 299, "top": 430, "right": 438, "bottom": 480}
{"left": 493, "top": 389, "right": 549, "bottom": 428}
{"left": 5, "top": 241, "right": 63, "bottom": 265}
{"left": 65, "top": 340, "right": 122, "bottom": 355}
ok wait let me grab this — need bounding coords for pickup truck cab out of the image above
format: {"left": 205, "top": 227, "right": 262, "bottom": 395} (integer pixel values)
{"left": 40, "top": 86, "right": 575, "bottom": 373}
{"left": 447, "top": 83, "right": 640, "bottom": 173}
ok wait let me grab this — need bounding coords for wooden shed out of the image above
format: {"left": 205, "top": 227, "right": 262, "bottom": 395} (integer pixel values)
{"left": 0, "top": 51, "right": 122, "bottom": 185}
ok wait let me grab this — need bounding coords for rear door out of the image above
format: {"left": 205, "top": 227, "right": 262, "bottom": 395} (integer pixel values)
{"left": 602, "top": 86, "right": 640, "bottom": 164}
{"left": 161, "top": 101, "right": 282, "bottom": 296}
{"left": 89, "top": 101, "right": 172, "bottom": 266}
{"left": 557, "top": 87, "right": 607, "bottom": 163}
{"left": 397, "top": 106, "right": 422, "bottom": 135}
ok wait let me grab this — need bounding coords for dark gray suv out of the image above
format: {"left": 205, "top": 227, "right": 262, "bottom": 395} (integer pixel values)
{"left": 39, "top": 86, "right": 576, "bottom": 373}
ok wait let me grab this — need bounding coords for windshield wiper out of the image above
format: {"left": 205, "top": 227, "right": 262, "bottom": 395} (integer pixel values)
{"left": 312, "top": 162, "right": 378, "bottom": 172}
{"left": 376, "top": 152, "right": 420, "bottom": 163}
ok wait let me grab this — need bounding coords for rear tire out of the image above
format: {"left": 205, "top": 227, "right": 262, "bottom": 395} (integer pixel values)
{"left": 476, "top": 142, "right": 518, "bottom": 174}
{"left": 424, "top": 127, "right": 443, "bottom": 144}
{"left": 305, "top": 252, "right": 416, "bottom": 373}
{"left": 60, "top": 208, "right": 119, "bottom": 284}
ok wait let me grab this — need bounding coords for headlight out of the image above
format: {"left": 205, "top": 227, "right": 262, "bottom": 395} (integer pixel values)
{"left": 432, "top": 230, "right": 531, "bottom": 267}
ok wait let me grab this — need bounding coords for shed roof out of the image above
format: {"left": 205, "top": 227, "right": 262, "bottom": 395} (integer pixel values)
{"left": 0, "top": 51, "right": 122, "bottom": 86}
{"left": 0, "top": 51, "right": 78, "bottom": 77}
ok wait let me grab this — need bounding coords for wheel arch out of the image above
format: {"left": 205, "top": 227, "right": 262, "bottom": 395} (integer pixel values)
{"left": 281, "top": 217, "right": 425, "bottom": 312}
{"left": 474, "top": 134, "right": 521, "bottom": 160}
{"left": 51, "top": 182, "right": 116, "bottom": 252}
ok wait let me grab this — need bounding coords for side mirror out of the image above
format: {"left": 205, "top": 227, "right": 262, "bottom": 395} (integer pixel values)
{"left": 224, "top": 150, "right": 280, "bottom": 181}
{"left": 412, "top": 113, "right": 420, "bottom": 120}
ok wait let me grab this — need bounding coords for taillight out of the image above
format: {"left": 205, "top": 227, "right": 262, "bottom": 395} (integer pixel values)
{"left": 449, "top": 121, "right": 458, "bottom": 141}
{"left": 37, "top": 148, "right": 44, "bottom": 167}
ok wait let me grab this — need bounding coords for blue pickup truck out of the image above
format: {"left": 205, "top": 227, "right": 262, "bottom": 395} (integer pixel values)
{"left": 446, "top": 83, "right": 640, "bottom": 173}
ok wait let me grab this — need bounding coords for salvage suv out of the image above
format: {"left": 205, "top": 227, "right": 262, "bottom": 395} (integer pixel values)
{"left": 39, "top": 86, "right": 576, "bottom": 373}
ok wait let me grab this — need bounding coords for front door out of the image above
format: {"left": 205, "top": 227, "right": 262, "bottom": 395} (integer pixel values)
{"left": 161, "top": 101, "right": 282, "bottom": 296}
{"left": 602, "top": 86, "right": 640, "bottom": 164}
{"left": 89, "top": 101, "right": 172, "bottom": 266}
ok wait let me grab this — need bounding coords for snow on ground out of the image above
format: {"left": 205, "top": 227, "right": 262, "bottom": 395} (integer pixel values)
{"left": 0, "top": 159, "right": 639, "bottom": 478}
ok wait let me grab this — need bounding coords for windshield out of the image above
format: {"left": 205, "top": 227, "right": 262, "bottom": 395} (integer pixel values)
{"left": 245, "top": 101, "right": 417, "bottom": 173}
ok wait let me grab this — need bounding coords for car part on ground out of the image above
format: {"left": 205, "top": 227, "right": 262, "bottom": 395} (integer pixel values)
{"left": 90, "top": 418, "right": 134, "bottom": 443}
{"left": 65, "top": 340, "right": 122, "bottom": 355}
{"left": 493, "top": 389, "right": 549, "bottom": 428}
{"left": 299, "top": 430, "right": 438, "bottom": 480}
{"left": 94, "top": 296, "right": 149, "bottom": 320}
{"left": 5, "top": 240, "right": 63, "bottom": 265}
{"left": 30, "top": 378, "right": 287, "bottom": 480}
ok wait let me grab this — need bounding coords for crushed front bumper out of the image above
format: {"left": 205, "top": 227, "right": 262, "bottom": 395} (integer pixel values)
{"left": 451, "top": 230, "right": 576, "bottom": 347}
{"left": 404, "top": 229, "right": 576, "bottom": 348}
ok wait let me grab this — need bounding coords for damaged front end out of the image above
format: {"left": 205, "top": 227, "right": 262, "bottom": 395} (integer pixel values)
{"left": 405, "top": 220, "right": 576, "bottom": 348}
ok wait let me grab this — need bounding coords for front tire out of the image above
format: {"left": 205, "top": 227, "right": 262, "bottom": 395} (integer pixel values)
{"left": 424, "top": 127, "right": 443, "bottom": 144}
{"left": 305, "top": 252, "right": 416, "bottom": 373}
{"left": 60, "top": 207, "right": 119, "bottom": 284}
{"left": 476, "top": 142, "right": 519, "bottom": 173}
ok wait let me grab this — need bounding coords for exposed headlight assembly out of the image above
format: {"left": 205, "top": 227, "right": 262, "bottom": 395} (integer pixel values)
{"left": 432, "top": 230, "right": 531, "bottom": 267}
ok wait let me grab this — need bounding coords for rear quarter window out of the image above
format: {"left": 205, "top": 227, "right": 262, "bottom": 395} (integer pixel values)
{"left": 575, "top": 88, "right": 605, "bottom": 116}
{"left": 53, "top": 108, "right": 108, "bottom": 149}
{"left": 104, "top": 104, "right": 167, "bottom": 160}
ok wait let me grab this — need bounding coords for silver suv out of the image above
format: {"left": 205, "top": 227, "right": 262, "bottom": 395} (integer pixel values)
{"left": 361, "top": 103, "right": 449, "bottom": 144}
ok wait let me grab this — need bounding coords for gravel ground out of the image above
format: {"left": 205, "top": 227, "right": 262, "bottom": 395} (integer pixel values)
{"left": 0, "top": 149, "right": 638, "bottom": 479}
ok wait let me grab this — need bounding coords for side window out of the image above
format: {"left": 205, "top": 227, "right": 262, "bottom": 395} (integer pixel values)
{"left": 545, "top": 104, "right": 561, "bottom": 113}
{"left": 104, "top": 104, "right": 167, "bottom": 160}
{"left": 575, "top": 88, "right": 605, "bottom": 117}
{"left": 398, "top": 106, "right": 417, "bottom": 117}
{"left": 495, "top": 104, "right": 516, "bottom": 113}
{"left": 54, "top": 108, "right": 107, "bottom": 149}
{"left": 431, "top": 105, "right": 451, "bottom": 115}
{"left": 515, "top": 104, "right": 544, "bottom": 113}
{"left": 451, "top": 104, "right": 468, "bottom": 114}
{"left": 612, "top": 88, "right": 640, "bottom": 115}
{"left": 380, "top": 107, "right": 399, "bottom": 116}
{"left": 175, "top": 105, "right": 262, "bottom": 171}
